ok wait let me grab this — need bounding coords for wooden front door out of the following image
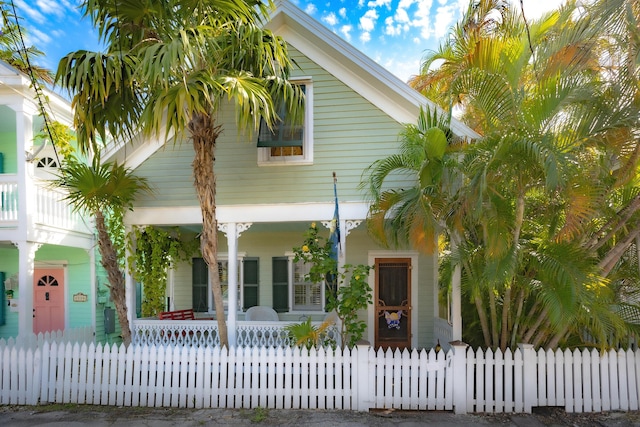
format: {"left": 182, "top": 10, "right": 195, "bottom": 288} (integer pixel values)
{"left": 374, "top": 258, "right": 411, "bottom": 350}
{"left": 33, "top": 268, "right": 65, "bottom": 334}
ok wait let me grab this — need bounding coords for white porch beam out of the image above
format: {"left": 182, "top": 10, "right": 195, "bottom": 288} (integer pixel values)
{"left": 125, "top": 202, "right": 369, "bottom": 226}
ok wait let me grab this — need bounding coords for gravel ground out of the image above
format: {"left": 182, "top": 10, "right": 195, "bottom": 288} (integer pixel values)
{"left": 2, "top": 404, "right": 640, "bottom": 426}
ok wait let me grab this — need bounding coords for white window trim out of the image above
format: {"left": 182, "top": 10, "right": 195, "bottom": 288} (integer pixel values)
{"left": 258, "top": 77, "right": 314, "bottom": 166}
{"left": 285, "top": 251, "right": 325, "bottom": 313}
{"left": 207, "top": 252, "right": 246, "bottom": 313}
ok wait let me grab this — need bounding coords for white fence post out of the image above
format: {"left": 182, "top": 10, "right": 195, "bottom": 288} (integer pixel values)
{"left": 355, "top": 343, "right": 372, "bottom": 411}
{"left": 450, "top": 340, "right": 469, "bottom": 414}
{"left": 518, "top": 343, "right": 536, "bottom": 413}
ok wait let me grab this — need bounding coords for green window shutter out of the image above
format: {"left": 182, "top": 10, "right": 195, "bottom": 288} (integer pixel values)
{"left": 272, "top": 257, "right": 289, "bottom": 313}
{"left": 192, "top": 258, "right": 208, "bottom": 312}
{"left": 243, "top": 257, "right": 259, "bottom": 310}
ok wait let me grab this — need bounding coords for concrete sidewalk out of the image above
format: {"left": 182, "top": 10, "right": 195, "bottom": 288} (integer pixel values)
{"left": 2, "top": 405, "right": 640, "bottom": 426}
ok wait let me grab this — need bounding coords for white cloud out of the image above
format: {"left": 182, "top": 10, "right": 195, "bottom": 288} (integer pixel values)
{"left": 399, "top": 0, "right": 415, "bottom": 9}
{"left": 360, "top": 31, "right": 371, "bottom": 43}
{"left": 339, "top": 7, "right": 347, "bottom": 19}
{"left": 14, "top": 0, "right": 46, "bottom": 24}
{"left": 340, "top": 24, "right": 352, "bottom": 41}
{"left": 359, "top": 9, "right": 378, "bottom": 32}
{"left": 433, "top": 5, "right": 455, "bottom": 39}
{"left": 367, "top": 0, "right": 392, "bottom": 8}
{"left": 384, "top": 56, "right": 422, "bottom": 83}
{"left": 395, "top": 7, "right": 410, "bottom": 24}
{"left": 36, "top": 0, "right": 66, "bottom": 17}
{"left": 516, "top": 0, "right": 567, "bottom": 19}
{"left": 29, "top": 26, "right": 51, "bottom": 45}
{"left": 412, "top": 0, "right": 434, "bottom": 39}
{"left": 323, "top": 12, "right": 338, "bottom": 26}
{"left": 305, "top": 3, "right": 317, "bottom": 15}
{"left": 385, "top": 16, "right": 402, "bottom": 36}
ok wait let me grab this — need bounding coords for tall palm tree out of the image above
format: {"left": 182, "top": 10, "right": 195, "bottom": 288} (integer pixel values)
{"left": 397, "top": 0, "right": 640, "bottom": 350}
{"left": 54, "top": 156, "right": 151, "bottom": 346}
{"left": 55, "top": 0, "right": 304, "bottom": 347}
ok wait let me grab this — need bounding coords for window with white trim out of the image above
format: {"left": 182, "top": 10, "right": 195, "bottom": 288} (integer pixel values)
{"left": 258, "top": 79, "right": 313, "bottom": 166}
{"left": 271, "top": 253, "right": 324, "bottom": 312}
{"left": 192, "top": 253, "right": 258, "bottom": 312}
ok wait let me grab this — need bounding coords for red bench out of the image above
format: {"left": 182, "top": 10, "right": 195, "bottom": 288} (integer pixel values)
{"left": 158, "top": 308, "right": 195, "bottom": 320}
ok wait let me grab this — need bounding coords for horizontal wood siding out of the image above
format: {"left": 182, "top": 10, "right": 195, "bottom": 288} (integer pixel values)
{"left": 132, "top": 47, "right": 408, "bottom": 208}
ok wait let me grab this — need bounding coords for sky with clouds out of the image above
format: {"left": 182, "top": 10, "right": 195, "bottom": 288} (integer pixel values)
{"left": 11, "top": 0, "right": 566, "bottom": 85}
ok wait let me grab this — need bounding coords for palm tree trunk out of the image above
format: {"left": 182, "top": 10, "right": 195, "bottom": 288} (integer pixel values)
{"left": 510, "top": 287, "right": 526, "bottom": 348}
{"left": 189, "top": 112, "right": 228, "bottom": 347}
{"left": 598, "top": 225, "right": 640, "bottom": 277}
{"left": 489, "top": 287, "right": 498, "bottom": 347}
{"left": 523, "top": 306, "right": 547, "bottom": 344}
{"left": 499, "top": 283, "right": 512, "bottom": 352}
{"left": 474, "top": 294, "right": 492, "bottom": 348}
{"left": 95, "top": 211, "right": 131, "bottom": 346}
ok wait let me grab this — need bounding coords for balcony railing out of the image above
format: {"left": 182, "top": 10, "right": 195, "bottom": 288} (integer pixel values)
{"left": 0, "top": 174, "right": 91, "bottom": 233}
{"left": 0, "top": 177, "right": 18, "bottom": 222}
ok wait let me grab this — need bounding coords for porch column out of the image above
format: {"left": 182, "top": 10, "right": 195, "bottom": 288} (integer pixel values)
{"left": 450, "top": 237, "right": 462, "bottom": 341}
{"left": 11, "top": 101, "right": 36, "bottom": 240}
{"left": 88, "top": 240, "right": 97, "bottom": 336}
{"left": 124, "top": 225, "right": 136, "bottom": 327}
{"left": 218, "top": 222, "right": 252, "bottom": 347}
{"left": 14, "top": 241, "right": 39, "bottom": 337}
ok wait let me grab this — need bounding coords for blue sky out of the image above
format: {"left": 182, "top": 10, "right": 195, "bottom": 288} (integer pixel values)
{"left": 12, "top": 0, "right": 564, "bottom": 85}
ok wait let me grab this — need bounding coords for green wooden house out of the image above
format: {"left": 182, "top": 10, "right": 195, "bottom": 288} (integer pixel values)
{"left": 0, "top": 60, "right": 114, "bottom": 343}
{"left": 108, "top": 1, "right": 476, "bottom": 350}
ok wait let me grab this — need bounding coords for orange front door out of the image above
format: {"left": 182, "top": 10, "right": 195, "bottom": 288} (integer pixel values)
{"left": 33, "top": 268, "right": 65, "bottom": 334}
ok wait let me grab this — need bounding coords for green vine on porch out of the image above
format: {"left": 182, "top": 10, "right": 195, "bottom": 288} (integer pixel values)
{"left": 292, "top": 223, "right": 373, "bottom": 348}
{"left": 128, "top": 226, "right": 199, "bottom": 318}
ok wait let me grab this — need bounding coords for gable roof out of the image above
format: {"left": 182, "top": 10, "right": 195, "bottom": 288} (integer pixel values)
{"left": 0, "top": 59, "right": 73, "bottom": 126}
{"left": 268, "top": 0, "right": 477, "bottom": 140}
{"left": 106, "top": 0, "right": 478, "bottom": 167}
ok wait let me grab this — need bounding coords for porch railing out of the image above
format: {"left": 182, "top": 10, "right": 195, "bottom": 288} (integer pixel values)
{"left": 0, "top": 177, "right": 18, "bottom": 222}
{"left": 0, "top": 175, "right": 91, "bottom": 233}
{"left": 131, "top": 319, "right": 341, "bottom": 348}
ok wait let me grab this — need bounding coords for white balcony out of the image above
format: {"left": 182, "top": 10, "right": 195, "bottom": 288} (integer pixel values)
{"left": 0, "top": 174, "right": 91, "bottom": 235}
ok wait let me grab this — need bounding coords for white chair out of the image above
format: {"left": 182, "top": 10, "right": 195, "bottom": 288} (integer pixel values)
{"left": 244, "top": 306, "right": 279, "bottom": 321}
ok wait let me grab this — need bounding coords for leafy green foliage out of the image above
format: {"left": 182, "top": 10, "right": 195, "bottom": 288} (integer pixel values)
{"left": 292, "top": 223, "right": 373, "bottom": 348}
{"left": 284, "top": 317, "right": 336, "bottom": 349}
{"left": 399, "top": 0, "right": 640, "bottom": 351}
{"left": 128, "top": 226, "right": 199, "bottom": 317}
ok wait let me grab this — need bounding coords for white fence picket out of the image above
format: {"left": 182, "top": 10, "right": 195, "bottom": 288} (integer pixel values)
{"left": 2, "top": 337, "right": 640, "bottom": 414}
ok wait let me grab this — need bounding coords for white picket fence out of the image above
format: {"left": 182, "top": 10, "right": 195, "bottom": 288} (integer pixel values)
{"left": 1, "top": 339, "right": 639, "bottom": 414}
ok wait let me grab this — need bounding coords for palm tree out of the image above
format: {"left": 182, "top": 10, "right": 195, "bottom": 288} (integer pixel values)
{"left": 55, "top": 0, "right": 304, "bottom": 347}
{"left": 397, "top": 0, "right": 640, "bottom": 350}
{"left": 0, "top": 6, "right": 53, "bottom": 84}
{"left": 365, "top": 106, "right": 463, "bottom": 255}
{"left": 54, "top": 156, "right": 151, "bottom": 346}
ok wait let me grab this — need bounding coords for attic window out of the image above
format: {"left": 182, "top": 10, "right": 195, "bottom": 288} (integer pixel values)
{"left": 257, "top": 84, "right": 305, "bottom": 148}
{"left": 258, "top": 79, "right": 313, "bottom": 166}
{"left": 36, "top": 157, "right": 58, "bottom": 168}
